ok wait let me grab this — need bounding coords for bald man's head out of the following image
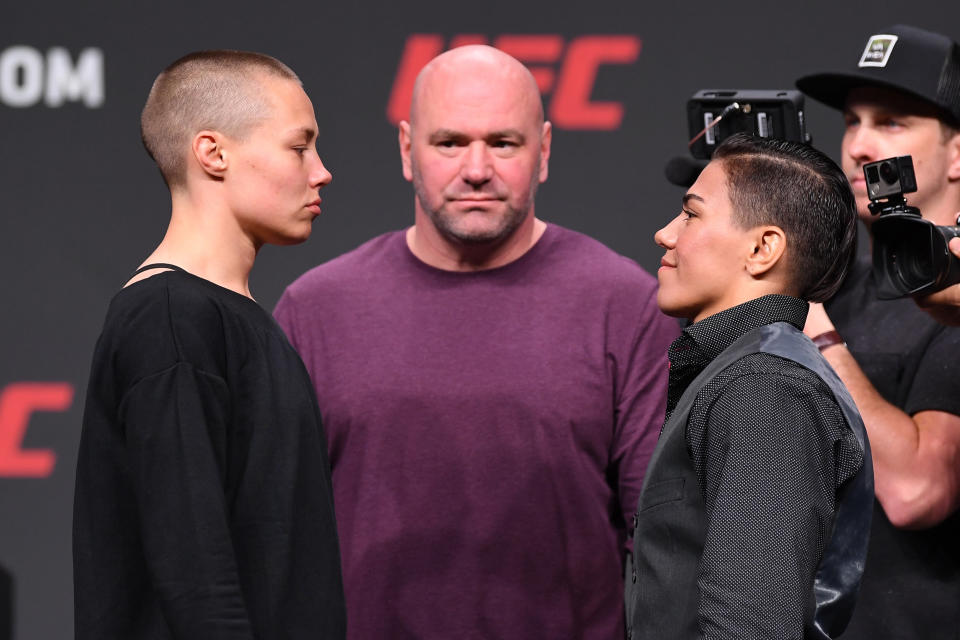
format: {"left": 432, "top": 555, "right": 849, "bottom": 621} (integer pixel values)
{"left": 398, "top": 44, "right": 552, "bottom": 250}
{"left": 409, "top": 45, "right": 544, "bottom": 130}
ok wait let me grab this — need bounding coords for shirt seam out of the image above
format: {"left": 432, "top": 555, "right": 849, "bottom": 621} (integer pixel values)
{"left": 116, "top": 361, "right": 229, "bottom": 424}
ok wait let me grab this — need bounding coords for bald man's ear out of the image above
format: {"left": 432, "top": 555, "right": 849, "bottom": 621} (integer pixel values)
{"left": 744, "top": 225, "right": 788, "bottom": 278}
{"left": 538, "top": 121, "right": 552, "bottom": 183}
{"left": 193, "top": 131, "right": 228, "bottom": 179}
{"left": 399, "top": 121, "right": 414, "bottom": 183}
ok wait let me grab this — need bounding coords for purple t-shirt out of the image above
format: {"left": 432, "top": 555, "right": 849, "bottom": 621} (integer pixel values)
{"left": 275, "top": 224, "right": 678, "bottom": 639}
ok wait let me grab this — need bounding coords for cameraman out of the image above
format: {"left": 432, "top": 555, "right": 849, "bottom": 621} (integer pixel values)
{"left": 797, "top": 24, "right": 960, "bottom": 639}
{"left": 916, "top": 236, "right": 960, "bottom": 325}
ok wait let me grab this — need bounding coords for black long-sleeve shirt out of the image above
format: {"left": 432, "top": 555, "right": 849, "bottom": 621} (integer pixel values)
{"left": 665, "top": 295, "right": 863, "bottom": 638}
{"left": 73, "top": 269, "right": 345, "bottom": 639}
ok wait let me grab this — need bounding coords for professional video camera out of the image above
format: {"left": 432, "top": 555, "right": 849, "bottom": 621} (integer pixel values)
{"left": 665, "top": 90, "right": 812, "bottom": 187}
{"left": 867, "top": 155, "right": 960, "bottom": 299}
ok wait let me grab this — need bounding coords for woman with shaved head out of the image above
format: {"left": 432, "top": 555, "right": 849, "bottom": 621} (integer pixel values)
{"left": 74, "top": 51, "right": 345, "bottom": 640}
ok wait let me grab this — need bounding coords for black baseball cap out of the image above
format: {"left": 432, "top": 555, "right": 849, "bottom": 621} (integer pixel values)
{"left": 796, "top": 24, "right": 960, "bottom": 126}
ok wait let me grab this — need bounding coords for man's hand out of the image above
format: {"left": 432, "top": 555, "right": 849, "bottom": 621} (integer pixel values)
{"left": 914, "top": 236, "right": 960, "bottom": 326}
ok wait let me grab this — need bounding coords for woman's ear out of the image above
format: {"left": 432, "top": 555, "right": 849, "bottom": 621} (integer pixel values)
{"left": 745, "top": 225, "right": 787, "bottom": 277}
{"left": 192, "top": 130, "right": 228, "bottom": 178}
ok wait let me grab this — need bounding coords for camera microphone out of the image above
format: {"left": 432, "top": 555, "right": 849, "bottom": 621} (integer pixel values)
{"left": 664, "top": 156, "right": 708, "bottom": 187}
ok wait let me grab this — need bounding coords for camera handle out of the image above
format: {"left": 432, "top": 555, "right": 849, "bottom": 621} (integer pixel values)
{"left": 868, "top": 196, "right": 921, "bottom": 219}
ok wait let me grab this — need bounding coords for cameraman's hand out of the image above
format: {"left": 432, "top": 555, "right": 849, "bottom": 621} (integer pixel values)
{"left": 915, "top": 235, "right": 960, "bottom": 326}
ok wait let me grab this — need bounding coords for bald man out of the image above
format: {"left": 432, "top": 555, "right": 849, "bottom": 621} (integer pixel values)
{"left": 275, "top": 46, "right": 679, "bottom": 638}
{"left": 74, "top": 51, "right": 345, "bottom": 639}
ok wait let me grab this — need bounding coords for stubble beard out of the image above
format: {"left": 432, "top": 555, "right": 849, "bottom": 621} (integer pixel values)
{"left": 411, "top": 160, "right": 538, "bottom": 247}
{"left": 425, "top": 200, "right": 528, "bottom": 246}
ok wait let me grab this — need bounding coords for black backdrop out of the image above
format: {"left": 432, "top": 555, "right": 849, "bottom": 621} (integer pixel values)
{"left": 2, "top": 2, "right": 957, "bottom": 637}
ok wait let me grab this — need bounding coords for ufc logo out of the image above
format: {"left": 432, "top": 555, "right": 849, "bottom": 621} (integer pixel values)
{"left": 0, "top": 382, "right": 73, "bottom": 477}
{"left": 386, "top": 34, "right": 642, "bottom": 130}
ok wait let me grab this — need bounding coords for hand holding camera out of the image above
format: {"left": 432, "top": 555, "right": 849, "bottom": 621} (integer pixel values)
{"left": 914, "top": 235, "right": 960, "bottom": 326}
{"left": 867, "top": 155, "right": 960, "bottom": 300}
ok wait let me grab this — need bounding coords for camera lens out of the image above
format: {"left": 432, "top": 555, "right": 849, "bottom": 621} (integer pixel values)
{"left": 884, "top": 218, "right": 938, "bottom": 293}
{"left": 879, "top": 161, "right": 899, "bottom": 184}
{"left": 893, "top": 248, "right": 934, "bottom": 290}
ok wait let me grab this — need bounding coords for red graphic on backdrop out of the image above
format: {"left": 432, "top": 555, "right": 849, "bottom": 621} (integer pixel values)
{"left": 0, "top": 382, "right": 73, "bottom": 477}
{"left": 386, "top": 34, "right": 642, "bottom": 130}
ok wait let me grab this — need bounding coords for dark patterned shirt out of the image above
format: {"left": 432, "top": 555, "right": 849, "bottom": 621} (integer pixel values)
{"left": 666, "top": 294, "right": 864, "bottom": 638}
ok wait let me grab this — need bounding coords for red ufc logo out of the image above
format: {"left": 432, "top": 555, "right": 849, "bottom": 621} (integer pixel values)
{"left": 386, "top": 34, "right": 642, "bottom": 130}
{"left": 0, "top": 382, "right": 73, "bottom": 477}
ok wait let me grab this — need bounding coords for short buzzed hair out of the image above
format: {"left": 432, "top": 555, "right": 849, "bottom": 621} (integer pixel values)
{"left": 140, "top": 50, "right": 299, "bottom": 187}
{"left": 713, "top": 134, "right": 858, "bottom": 303}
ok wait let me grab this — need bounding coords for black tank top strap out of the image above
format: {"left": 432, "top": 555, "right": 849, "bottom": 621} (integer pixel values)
{"left": 123, "top": 263, "right": 188, "bottom": 287}
{"left": 130, "top": 263, "right": 187, "bottom": 277}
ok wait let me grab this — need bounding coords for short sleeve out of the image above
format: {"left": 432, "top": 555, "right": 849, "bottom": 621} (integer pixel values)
{"left": 903, "top": 325, "right": 960, "bottom": 417}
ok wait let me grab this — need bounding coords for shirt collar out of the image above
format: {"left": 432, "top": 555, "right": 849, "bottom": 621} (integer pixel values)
{"left": 663, "top": 295, "right": 809, "bottom": 421}
{"left": 680, "top": 294, "right": 809, "bottom": 362}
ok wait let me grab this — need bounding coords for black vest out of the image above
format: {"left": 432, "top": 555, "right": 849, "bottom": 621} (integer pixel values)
{"left": 626, "top": 322, "right": 873, "bottom": 640}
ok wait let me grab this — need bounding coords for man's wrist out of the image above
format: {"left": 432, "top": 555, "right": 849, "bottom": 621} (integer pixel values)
{"left": 811, "top": 330, "right": 846, "bottom": 352}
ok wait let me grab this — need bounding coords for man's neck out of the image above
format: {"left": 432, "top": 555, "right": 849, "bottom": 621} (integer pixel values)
{"left": 924, "top": 196, "right": 960, "bottom": 227}
{"left": 406, "top": 213, "right": 547, "bottom": 272}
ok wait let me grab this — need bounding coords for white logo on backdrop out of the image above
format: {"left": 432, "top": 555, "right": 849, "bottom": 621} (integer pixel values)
{"left": 0, "top": 46, "right": 104, "bottom": 108}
